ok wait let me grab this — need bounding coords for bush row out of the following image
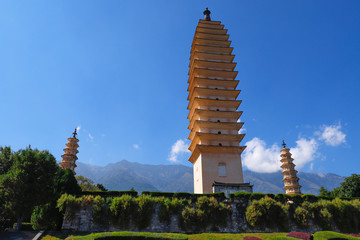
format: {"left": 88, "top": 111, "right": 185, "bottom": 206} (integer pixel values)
{"left": 229, "top": 192, "right": 359, "bottom": 203}
{"left": 77, "top": 190, "right": 138, "bottom": 197}
{"left": 57, "top": 194, "right": 230, "bottom": 232}
{"left": 141, "top": 191, "right": 225, "bottom": 201}
{"left": 243, "top": 196, "right": 360, "bottom": 232}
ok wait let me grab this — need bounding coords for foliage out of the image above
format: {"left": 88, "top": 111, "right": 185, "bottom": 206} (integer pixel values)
{"left": 0, "top": 148, "right": 63, "bottom": 229}
{"left": 301, "top": 194, "right": 318, "bottom": 203}
{"left": 275, "top": 193, "right": 289, "bottom": 204}
{"left": 293, "top": 206, "right": 310, "bottom": 228}
{"left": 96, "top": 184, "right": 108, "bottom": 191}
{"left": 76, "top": 176, "right": 101, "bottom": 191}
{"left": 289, "top": 194, "right": 303, "bottom": 204}
{"left": 158, "top": 197, "right": 187, "bottom": 224}
{"left": 31, "top": 202, "right": 62, "bottom": 230}
{"left": 110, "top": 195, "right": 136, "bottom": 228}
{"left": 249, "top": 193, "right": 266, "bottom": 201}
{"left": 80, "top": 190, "right": 138, "bottom": 197}
{"left": 92, "top": 196, "right": 108, "bottom": 225}
{"left": 319, "top": 174, "right": 360, "bottom": 198}
{"left": 180, "top": 196, "right": 230, "bottom": 231}
{"left": 313, "top": 231, "right": 359, "bottom": 240}
{"left": 330, "top": 198, "right": 360, "bottom": 233}
{"left": 338, "top": 174, "right": 360, "bottom": 197}
{"left": 64, "top": 231, "right": 188, "bottom": 240}
{"left": 57, "top": 194, "right": 81, "bottom": 221}
{"left": 245, "top": 196, "right": 288, "bottom": 231}
{"left": 229, "top": 191, "right": 251, "bottom": 201}
{"left": 286, "top": 232, "right": 313, "bottom": 240}
{"left": 134, "top": 195, "right": 156, "bottom": 229}
{"left": 0, "top": 146, "right": 14, "bottom": 175}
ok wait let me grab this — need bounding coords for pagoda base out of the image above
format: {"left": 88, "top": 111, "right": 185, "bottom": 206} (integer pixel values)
{"left": 212, "top": 181, "right": 253, "bottom": 197}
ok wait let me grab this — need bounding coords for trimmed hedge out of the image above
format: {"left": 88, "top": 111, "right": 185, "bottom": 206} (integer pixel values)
{"left": 79, "top": 190, "right": 138, "bottom": 197}
{"left": 228, "top": 191, "right": 251, "bottom": 200}
{"left": 141, "top": 191, "right": 225, "bottom": 201}
{"left": 66, "top": 231, "right": 188, "bottom": 240}
{"left": 313, "top": 231, "right": 359, "bottom": 240}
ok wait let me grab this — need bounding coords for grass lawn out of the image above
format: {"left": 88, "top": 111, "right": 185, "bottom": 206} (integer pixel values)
{"left": 41, "top": 231, "right": 288, "bottom": 240}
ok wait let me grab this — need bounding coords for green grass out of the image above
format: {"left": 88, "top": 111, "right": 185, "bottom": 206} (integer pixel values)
{"left": 313, "top": 231, "right": 359, "bottom": 240}
{"left": 41, "top": 232, "right": 288, "bottom": 240}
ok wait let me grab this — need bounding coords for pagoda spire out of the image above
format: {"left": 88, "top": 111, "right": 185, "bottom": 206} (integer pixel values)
{"left": 203, "top": 8, "right": 211, "bottom": 21}
{"left": 59, "top": 128, "right": 80, "bottom": 174}
{"left": 280, "top": 142, "right": 302, "bottom": 195}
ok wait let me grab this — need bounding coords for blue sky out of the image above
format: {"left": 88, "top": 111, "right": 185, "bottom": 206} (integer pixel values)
{"left": 0, "top": 1, "right": 359, "bottom": 177}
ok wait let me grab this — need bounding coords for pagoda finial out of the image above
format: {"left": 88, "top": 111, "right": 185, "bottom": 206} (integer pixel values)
{"left": 203, "top": 8, "right": 211, "bottom": 21}
{"left": 282, "top": 139, "right": 286, "bottom": 148}
{"left": 73, "top": 128, "right": 77, "bottom": 139}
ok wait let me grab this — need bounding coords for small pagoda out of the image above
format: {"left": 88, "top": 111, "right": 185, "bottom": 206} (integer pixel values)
{"left": 280, "top": 140, "right": 302, "bottom": 195}
{"left": 60, "top": 129, "right": 80, "bottom": 174}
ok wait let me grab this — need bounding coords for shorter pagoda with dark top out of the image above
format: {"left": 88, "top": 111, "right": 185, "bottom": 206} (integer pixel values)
{"left": 280, "top": 140, "right": 302, "bottom": 195}
{"left": 60, "top": 129, "right": 79, "bottom": 174}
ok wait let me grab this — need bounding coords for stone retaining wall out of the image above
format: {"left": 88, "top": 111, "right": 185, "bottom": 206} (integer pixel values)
{"left": 62, "top": 199, "right": 329, "bottom": 233}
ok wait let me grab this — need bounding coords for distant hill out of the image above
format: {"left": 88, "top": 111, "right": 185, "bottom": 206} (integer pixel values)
{"left": 76, "top": 160, "right": 344, "bottom": 195}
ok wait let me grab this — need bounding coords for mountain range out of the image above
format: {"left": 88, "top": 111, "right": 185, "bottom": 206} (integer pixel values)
{"left": 76, "top": 160, "right": 344, "bottom": 195}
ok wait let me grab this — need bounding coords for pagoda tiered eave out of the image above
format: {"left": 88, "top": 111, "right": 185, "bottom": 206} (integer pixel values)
{"left": 188, "top": 109, "right": 242, "bottom": 126}
{"left": 189, "top": 132, "right": 245, "bottom": 152}
{"left": 188, "top": 68, "right": 238, "bottom": 83}
{"left": 189, "top": 145, "right": 246, "bottom": 163}
{"left": 189, "top": 59, "right": 236, "bottom": 73}
{"left": 187, "top": 87, "right": 240, "bottom": 102}
{"left": 187, "top": 78, "right": 239, "bottom": 92}
{"left": 190, "top": 52, "right": 235, "bottom": 63}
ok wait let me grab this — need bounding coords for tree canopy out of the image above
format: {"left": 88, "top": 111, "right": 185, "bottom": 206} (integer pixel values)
{"left": 0, "top": 146, "right": 80, "bottom": 230}
{"left": 319, "top": 173, "right": 360, "bottom": 198}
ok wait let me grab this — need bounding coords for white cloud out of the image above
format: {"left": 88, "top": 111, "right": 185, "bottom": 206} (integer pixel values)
{"left": 133, "top": 144, "right": 140, "bottom": 149}
{"left": 168, "top": 139, "right": 190, "bottom": 162}
{"left": 317, "top": 123, "right": 346, "bottom": 146}
{"left": 76, "top": 126, "right": 81, "bottom": 132}
{"left": 243, "top": 137, "right": 318, "bottom": 173}
{"left": 88, "top": 133, "right": 94, "bottom": 141}
{"left": 242, "top": 138, "right": 281, "bottom": 173}
{"left": 290, "top": 138, "right": 318, "bottom": 169}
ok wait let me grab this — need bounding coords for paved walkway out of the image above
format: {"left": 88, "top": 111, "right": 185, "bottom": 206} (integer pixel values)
{"left": 0, "top": 231, "right": 41, "bottom": 240}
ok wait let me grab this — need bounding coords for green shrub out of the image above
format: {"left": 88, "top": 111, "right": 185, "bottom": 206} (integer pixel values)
{"left": 265, "top": 193, "right": 275, "bottom": 199}
{"left": 293, "top": 206, "right": 310, "bottom": 228}
{"left": 302, "top": 194, "right": 318, "bottom": 203}
{"left": 181, "top": 206, "right": 206, "bottom": 231}
{"left": 57, "top": 193, "right": 81, "bottom": 221}
{"left": 134, "top": 195, "right": 156, "bottom": 229}
{"left": 289, "top": 194, "right": 303, "bottom": 204}
{"left": 196, "top": 196, "right": 229, "bottom": 229}
{"left": 173, "top": 192, "right": 192, "bottom": 199}
{"left": 229, "top": 191, "right": 251, "bottom": 201}
{"left": 110, "top": 195, "right": 135, "bottom": 228}
{"left": 31, "top": 202, "right": 62, "bottom": 230}
{"left": 80, "top": 190, "right": 138, "bottom": 198}
{"left": 12, "top": 222, "right": 33, "bottom": 231}
{"left": 331, "top": 198, "right": 360, "bottom": 233}
{"left": 250, "top": 193, "right": 266, "bottom": 201}
{"left": 246, "top": 196, "right": 288, "bottom": 231}
{"left": 158, "top": 197, "right": 187, "bottom": 224}
{"left": 313, "top": 231, "right": 359, "bottom": 240}
{"left": 92, "top": 196, "right": 109, "bottom": 225}
{"left": 275, "top": 193, "right": 289, "bottom": 204}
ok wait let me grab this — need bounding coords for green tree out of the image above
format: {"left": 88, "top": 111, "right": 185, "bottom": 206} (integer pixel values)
{"left": 76, "top": 175, "right": 100, "bottom": 191}
{"left": 319, "top": 174, "right": 360, "bottom": 198}
{"left": 338, "top": 174, "right": 360, "bottom": 197}
{"left": 0, "top": 147, "right": 80, "bottom": 230}
{"left": 0, "top": 146, "right": 14, "bottom": 175}
{"left": 96, "top": 183, "right": 108, "bottom": 191}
